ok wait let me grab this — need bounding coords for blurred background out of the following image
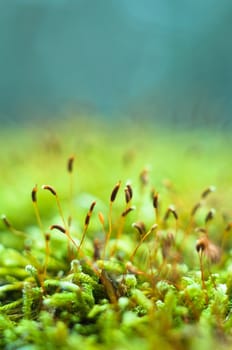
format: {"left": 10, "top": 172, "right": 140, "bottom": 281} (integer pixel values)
{"left": 0, "top": 0, "right": 232, "bottom": 127}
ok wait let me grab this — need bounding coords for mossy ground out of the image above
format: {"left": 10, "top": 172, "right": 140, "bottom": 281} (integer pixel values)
{"left": 0, "top": 117, "right": 232, "bottom": 350}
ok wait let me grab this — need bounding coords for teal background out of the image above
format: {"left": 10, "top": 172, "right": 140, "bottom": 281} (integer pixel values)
{"left": 0, "top": 0, "right": 232, "bottom": 127}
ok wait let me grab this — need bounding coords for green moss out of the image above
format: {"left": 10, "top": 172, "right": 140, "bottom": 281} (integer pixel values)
{"left": 0, "top": 120, "right": 232, "bottom": 349}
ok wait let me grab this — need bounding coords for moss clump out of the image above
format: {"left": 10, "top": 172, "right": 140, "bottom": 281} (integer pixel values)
{"left": 1, "top": 122, "right": 232, "bottom": 350}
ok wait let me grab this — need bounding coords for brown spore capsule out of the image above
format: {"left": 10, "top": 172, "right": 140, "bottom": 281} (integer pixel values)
{"left": 31, "top": 185, "right": 38, "bottom": 203}
{"left": 169, "top": 206, "right": 178, "bottom": 220}
{"left": 196, "top": 237, "right": 207, "bottom": 253}
{"left": 121, "top": 206, "right": 135, "bottom": 217}
{"left": 124, "top": 187, "right": 131, "bottom": 204}
{"left": 201, "top": 186, "right": 216, "bottom": 199}
{"left": 153, "top": 192, "right": 159, "bottom": 209}
{"left": 67, "top": 155, "right": 75, "bottom": 173}
{"left": 132, "top": 221, "right": 146, "bottom": 236}
{"left": 205, "top": 208, "right": 215, "bottom": 224}
{"left": 89, "top": 201, "right": 96, "bottom": 213}
{"left": 126, "top": 183, "right": 133, "bottom": 201}
{"left": 2, "top": 215, "right": 12, "bottom": 228}
{"left": 85, "top": 213, "right": 91, "bottom": 226}
{"left": 42, "top": 185, "right": 57, "bottom": 196}
{"left": 50, "top": 224, "right": 66, "bottom": 234}
{"left": 110, "top": 181, "right": 121, "bottom": 203}
{"left": 45, "top": 233, "right": 50, "bottom": 241}
{"left": 85, "top": 201, "right": 96, "bottom": 226}
{"left": 191, "top": 202, "right": 201, "bottom": 217}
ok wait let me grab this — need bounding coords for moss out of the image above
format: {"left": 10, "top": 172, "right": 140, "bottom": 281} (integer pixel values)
{"left": 1, "top": 121, "right": 232, "bottom": 349}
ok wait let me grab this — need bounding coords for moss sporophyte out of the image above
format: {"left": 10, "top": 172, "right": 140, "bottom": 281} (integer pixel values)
{"left": 1, "top": 155, "right": 232, "bottom": 350}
